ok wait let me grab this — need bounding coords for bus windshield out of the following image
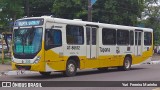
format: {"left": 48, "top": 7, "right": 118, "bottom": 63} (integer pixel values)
{"left": 13, "top": 27, "right": 42, "bottom": 54}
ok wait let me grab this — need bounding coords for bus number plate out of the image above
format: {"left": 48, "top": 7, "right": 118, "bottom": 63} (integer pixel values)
{"left": 25, "top": 60, "right": 30, "bottom": 64}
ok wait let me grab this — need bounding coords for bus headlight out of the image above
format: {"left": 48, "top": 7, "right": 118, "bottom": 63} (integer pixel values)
{"left": 33, "top": 56, "right": 41, "bottom": 64}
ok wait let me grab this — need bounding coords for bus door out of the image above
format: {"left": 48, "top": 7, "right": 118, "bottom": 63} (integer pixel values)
{"left": 86, "top": 27, "right": 97, "bottom": 59}
{"left": 44, "top": 22, "right": 64, "bottom": 71}
{"left": 135, "top": 30, "right": 142, "bottom": 56}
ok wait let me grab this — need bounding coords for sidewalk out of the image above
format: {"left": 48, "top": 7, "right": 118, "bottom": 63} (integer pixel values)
{"left": 153, "top": 88, "right": 160, "bottom": 90}
{"left": 0, "top": 64, "right": 11, "bottom": 71}
{"left": 152, "top": 54, "right": 160, "bottom": 61}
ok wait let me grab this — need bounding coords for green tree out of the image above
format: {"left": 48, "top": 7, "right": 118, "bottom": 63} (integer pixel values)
{"left": 92, "top": 0, "right": 144, "bottom": 26}
{"left": 0, "top": 0, "right": 145, "bottom": 31}
{"left": 142, "top": 0, "right": 160, "bottom": 45}
{"left": 0, "top": 0, "right": 24, "bottom": 32}
{"left": 0, "top": 0, "right": 55, "bottom": 32}
{"left": 52, "top": 0, "right": 88, "bottom": 20}
{"left": 28, "top": 0, "right": 55, "bottom": 17}
{"left": 52, "top": 0, "right": 144, "bottom": 26}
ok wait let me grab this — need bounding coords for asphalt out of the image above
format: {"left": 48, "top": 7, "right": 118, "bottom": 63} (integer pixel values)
{"left": 0, "top": 54, "right": 160, "bottom": 90}
{"left": 1, "top": 62, "right": 160, "bottom": 90}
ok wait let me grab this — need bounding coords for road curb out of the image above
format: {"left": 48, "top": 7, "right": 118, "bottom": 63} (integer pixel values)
{"left": 0, "top": 70, "right": 38, "bottom": 76}
{"left": 149, "top": 60, "right": 160, "bottom": 64}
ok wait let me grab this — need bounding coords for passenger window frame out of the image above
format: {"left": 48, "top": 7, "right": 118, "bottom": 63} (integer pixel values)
{"left": 45, "top": 29, "right": 62, "bottom": 50}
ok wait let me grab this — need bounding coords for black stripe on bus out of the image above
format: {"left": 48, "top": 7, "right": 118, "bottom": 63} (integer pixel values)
{"left": 135, "top": 29, "right": 143, "bottom": 32}
{"left": 86, "top": 24, "right": 99, "bottom": 28}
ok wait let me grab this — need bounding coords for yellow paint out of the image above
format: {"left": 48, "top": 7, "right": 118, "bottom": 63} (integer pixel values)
{"left": 45, "top": 49, "right": 66, "bottom": 71}
{"left": 46, "top": 61, "right": 65, "bottom": 71}
{"left": 12, "top": 39, "right": 153, "bottom": 72}
{"left": 12, "top": 41, "right": 46, "bottom": 72}
{"left": 12, "top": 48, "right": 45, "bottom": 72}
{"left": 132, "top": 46, "right": 153, "bottom": 64}
{"left": 85, "top": 59, "right": 99, "bottom": 68}
{"left": 12, "top": 62, "right": 45, "bottom": 72}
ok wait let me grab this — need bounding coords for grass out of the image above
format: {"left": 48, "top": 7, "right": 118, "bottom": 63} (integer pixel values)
{"left": 0, "top": 52, "right": 12, "bottom": 64}
{"left": 0, "top": 57, "right": 11, "bottom": 64}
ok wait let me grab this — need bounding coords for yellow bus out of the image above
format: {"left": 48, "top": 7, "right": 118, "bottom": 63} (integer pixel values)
{"left": 12, "top": 16, "right": 153, "bottom": 76}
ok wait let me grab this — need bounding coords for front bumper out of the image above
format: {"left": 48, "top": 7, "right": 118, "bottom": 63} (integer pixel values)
{"left": 12, "top": 62, "right": 45, "bottom": 72}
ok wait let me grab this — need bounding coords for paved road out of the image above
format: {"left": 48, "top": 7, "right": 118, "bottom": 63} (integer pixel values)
{"left": 0, "top": 64, "right": 160, "bottom": 90}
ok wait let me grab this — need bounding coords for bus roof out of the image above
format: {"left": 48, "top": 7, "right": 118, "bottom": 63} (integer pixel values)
{"left": 17, "top": 16, "right": 153, "bottom": 32}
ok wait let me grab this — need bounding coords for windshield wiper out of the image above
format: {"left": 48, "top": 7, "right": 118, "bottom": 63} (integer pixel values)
{"left": 16, "top": 27, "right": 35, "bottom": 54}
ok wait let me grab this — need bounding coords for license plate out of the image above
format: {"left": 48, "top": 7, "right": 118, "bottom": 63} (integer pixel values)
{"left": 25, "top": 60, "right": 30, "bottom": 64}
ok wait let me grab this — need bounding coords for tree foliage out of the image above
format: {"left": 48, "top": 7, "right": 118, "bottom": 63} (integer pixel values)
{"left": 52, "top": 0, "right": 88, "bottom": 20}
{"left": 0, "top": 0, "right": 151, "bottom": 33}
{"left": 0, "top": 0, "right": 24, "bottom": 32}
{"left": 52, "top": 0, "right": 144, "bottom": 26}
{"left": 93, "top": 0, "right": 144, "bottom": 26}
{"left": 28, "top": 0, "right": 55, "bottom": 17}
{"left": 0, "top": 0, "right": 54, "bottom": 32}
{"left": 142, "top": 0, "right": 160, "bottom": 45}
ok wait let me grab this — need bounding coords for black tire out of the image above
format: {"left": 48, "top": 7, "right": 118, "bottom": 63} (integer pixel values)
{"left": 97, "top": 67, "right": 108, "bottom": 72}
{"left": 39, "top": 72, "right": 51, "bottom": 76}
{"left": 64, "top": 60, "right": 77, "bottom": 77}
{"left": 118, "top": 57, "right": 131, "bottom": 71}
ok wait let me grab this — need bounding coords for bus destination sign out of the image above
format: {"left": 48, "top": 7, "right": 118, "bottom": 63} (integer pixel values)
{"left": 14, "top": 19, "right": 44, "bottom": 27}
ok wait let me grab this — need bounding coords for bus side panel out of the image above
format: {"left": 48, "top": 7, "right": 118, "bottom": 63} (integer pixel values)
{"left": 99, "top": 45, "right": 119, "bottom": 67}
{"left": 63, "top": 45, "right": 86, "bottom": 69}
{"left": 44, "top": 23, "right": 66, "bottom": 71}
{"left": 132, "top": 45, "right": 153, "bottom": 64}
{"left": 45, "top": 48, "right": 66, "bottom": 71}
{"left": 132, "top": 31, "right": 153, "bottom": 64}
{"left": 63, "top": 25, "right": 86, "bottom": 69}
{"left": 117, "top": 46, "right": 135, "bottom": 66}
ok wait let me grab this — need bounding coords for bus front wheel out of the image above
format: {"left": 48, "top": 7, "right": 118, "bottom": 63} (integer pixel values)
{"left": 118, "top": 57, "right": 131, "bottom": 71}
{"left": 63, "top": 60, "right": 77, "bottom": 77}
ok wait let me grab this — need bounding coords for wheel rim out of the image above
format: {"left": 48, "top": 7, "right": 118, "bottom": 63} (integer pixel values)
{"left": 125, "top": 59, "right": 130, "bottom": 69}
{"left": 68, "top": 63, "right": 75, "bottom": 73}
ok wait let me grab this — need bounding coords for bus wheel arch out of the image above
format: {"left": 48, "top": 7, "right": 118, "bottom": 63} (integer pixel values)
{"left": 118, "top": 54, "right": 132, "bottom": 71}
{"left": 67, "top": 56, "right": 80, "bottom": 68}
{"left": 64, "top": 56, "right": 80, "bottom": 77}
{"left": 125, "top": 54, "right": 132, "bottom": 65}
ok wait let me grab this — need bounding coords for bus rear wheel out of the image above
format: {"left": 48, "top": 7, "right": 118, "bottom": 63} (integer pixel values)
{"left": 63, "top": 60, "right": 77, "bottom": 77}
{"left": 118, "top": 57, "right": 131, "bottom": 71}
{"left": 39, "top": 72, "right": 51, "bottom": 76}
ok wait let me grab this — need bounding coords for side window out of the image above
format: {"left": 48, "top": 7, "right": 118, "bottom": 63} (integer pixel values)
{"left": 66, "top": 25, "right": 84, "bottom": 45}
{"left": 45, "top": 29, "right": 62, "bottom": 49}
{"left": 138, "top": 32, "right": 142, "bottom": 45}
{"left": 144, "top": 32, "right": 152, "bottom": 45}
{"left": 102, "top": 28, "right": 116, "bottom": 45}
{"left": 135, "top": 32, "right": 142, "bottom": 45}
{"left": 117, "top": 30, "right": 129, "bottom": 45}
{"left": 130, "top": 31, "right": 134, "bottom": 45}
{"left": 86, "top": 27, "right": 97, "bottom": 45}
{"left": 92, "top": 28, "right": 97, "bottom": 45}
{"left": 86, "top": 27, "right": 90, "bottom": 45}
{"left": 135, "top": 32, "right": 138, "bottom": 45}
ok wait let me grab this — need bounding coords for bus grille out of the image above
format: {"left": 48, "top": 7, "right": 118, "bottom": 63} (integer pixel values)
{"left": 15, "top": 65, "right": 31, "bottom": 70}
